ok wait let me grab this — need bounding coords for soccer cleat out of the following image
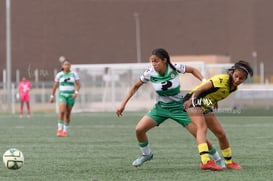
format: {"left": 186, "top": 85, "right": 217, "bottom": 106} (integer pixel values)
{"left": 62, "top": 131, "right": 67, "bottom": 137}
{"left": 216, "top": 159, "right": 226, "bottom": 168}
{"left": 226, "top": 161, "right": 242, "bottom": 170}
{"left": 200, "top": 160, "right": 223, "bottom": 171}
{"left": 132, "top": 153, "right": 153, "bottom": 167}
{"left": 57, "top": 130, "right": 63, "bottom": 137}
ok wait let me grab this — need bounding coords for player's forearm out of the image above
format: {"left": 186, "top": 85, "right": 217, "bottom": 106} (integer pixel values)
{"left": 122, "top": 88, "right": 136, "bottom": 105}
{"left": 121, "top": 84, "right": 140, "bottom": 107}
{"left": 51, "top": 89, "right": 57, "bottom": 96}
{"left": 192, "top": 68, "right": 205, "bottom": 81}
{"left": 51, "top": 83, "right": 58, "bottom": 96}
{"left": 192, "top": 83, "right": 211, "bottom": 99}
{"left": 75, "top": 81, "right": 81, "bottom": 92}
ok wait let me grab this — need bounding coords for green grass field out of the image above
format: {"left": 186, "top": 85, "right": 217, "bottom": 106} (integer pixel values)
{"left": 0, "top": 112, "right": 272, "bottom": 181}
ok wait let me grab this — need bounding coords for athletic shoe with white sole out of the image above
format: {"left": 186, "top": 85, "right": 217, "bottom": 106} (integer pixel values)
{"left": 132, "top": 153, "right": 153, "bottom": 167}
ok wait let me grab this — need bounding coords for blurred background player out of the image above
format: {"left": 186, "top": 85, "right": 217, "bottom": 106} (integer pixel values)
{"left": 18, "top": 76, "right": 32, "bottom": 118}
{"left": 183, "top": 60, "right": 253, "bottom": 170}
{"left": 49, "top": 57, "right": 80, "bottom": 137}
{"left": 116, "top": 48, "right": 223, "bottom": 171}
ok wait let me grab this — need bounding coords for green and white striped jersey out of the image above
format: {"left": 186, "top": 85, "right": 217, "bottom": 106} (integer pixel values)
{"left": 55, "top": 71, "right": 80, "bottom": 96}
{"left": 140, "top": 64, "right": 186, "bottom": 103}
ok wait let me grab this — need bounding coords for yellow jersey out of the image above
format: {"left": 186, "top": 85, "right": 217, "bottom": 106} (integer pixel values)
{"left": 190, "top": 74, "right": 237, "bottom": 109}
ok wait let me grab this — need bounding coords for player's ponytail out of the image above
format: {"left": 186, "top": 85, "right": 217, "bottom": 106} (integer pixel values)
{"left": 228, "top": 60, "right": 253, "bottom": 78}
{"left": 151, "top": 48, "right": 180, "bottom": 73}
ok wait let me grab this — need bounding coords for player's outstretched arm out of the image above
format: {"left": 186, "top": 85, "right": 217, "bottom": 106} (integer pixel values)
{"left": 116, "top": 80, "right": 143, "bottom": 117}
{"left": 49, "top": 82, "right": 59, "bottom": 103}
{"left": 185, "top": 66, "right": 205, "bottom": 82}
{"left": 73, "top": 80, "right": 81, "bottom": 98}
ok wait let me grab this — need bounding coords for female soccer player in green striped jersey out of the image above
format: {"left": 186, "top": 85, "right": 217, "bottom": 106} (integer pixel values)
{"left": 49, "top": 59, "right": 80, "bottom": 137}
{"left": 183, "top": 60, "right": 253, "bottom": 170}
{"left": 116, "top": 48, "right": 223, "bottom": 171}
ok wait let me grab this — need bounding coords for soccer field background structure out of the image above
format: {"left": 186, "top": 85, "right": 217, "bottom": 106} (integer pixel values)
{"left": 0, "top": 112, "right": 272, "bottom": 181}
{"left": 1, "top": 62, "right": 273, "bottom": 113}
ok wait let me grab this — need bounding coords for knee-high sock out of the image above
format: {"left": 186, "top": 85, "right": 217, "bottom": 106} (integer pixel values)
{"left": 138, "top": 141, "right": 151, "bottom": 155}
{"left": 209, "top": 147, "right": 222, "bottom": 161}
{"left": 63, "top": 122, "right": 69, "bottom": 132}
{"left": 198, "top": 143, "right": 210, "bottom": 164}
{"left": 57, "top": 120, "right": 64, "bottom": 131}
{"left": 222, "top": 147, "right": 232, "bottom": 164}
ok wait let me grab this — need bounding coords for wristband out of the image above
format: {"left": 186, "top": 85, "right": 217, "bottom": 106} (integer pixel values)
{"left": 50, "top": 95, "right": 54, "bottom": 98}
{"left": 191, "top": 94, "right": 196, "bottom": 107}
{"left": 75, "top": 90, "right": 79, "bottom": 94}
{"left": 202, "top": 78, "right": 207, "bottom": 83}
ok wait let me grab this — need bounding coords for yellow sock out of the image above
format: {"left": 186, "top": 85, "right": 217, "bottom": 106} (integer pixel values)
{"left": 198, "top": 143, "right": 210, "bottom": 164}
{"left": 222, "top": 147, "right": 232, "bottom": 164}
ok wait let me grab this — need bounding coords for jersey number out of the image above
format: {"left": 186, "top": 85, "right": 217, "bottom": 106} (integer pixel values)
{"left": 161, "top": 81, "right": 172, "bottom": 90}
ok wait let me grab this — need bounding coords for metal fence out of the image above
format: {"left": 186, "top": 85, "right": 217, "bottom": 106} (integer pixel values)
{"left": 1, "top": 62, "right": 273, "bottom": 114}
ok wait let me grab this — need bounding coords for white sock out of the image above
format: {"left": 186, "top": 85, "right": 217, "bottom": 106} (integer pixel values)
{"left": 63, "top": 124, "right": 69, "bottom": 132}
{"left": 57, "top": 121, "right": 64, "bottom": 131}
{"left": 211, "top": 151, "right": 222, "bottom": 161}
{"left": 140, "top": 145, "right": 151, "bottom": 155}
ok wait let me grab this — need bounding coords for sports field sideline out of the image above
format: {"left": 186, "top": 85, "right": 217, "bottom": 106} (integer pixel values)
{"left": 0, "top": 111, "right": 272, "bottom": 181}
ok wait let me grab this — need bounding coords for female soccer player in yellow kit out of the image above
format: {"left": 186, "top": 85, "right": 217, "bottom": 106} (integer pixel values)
{"left": 183, "top": 60, "right": 253, "bottom": 170}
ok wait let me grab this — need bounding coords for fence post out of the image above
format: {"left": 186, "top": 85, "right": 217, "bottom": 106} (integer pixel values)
{"left": 11, "top": 83, "right": 15, "bottom": 114}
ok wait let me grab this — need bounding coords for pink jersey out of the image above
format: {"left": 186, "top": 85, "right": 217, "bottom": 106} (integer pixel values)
{"left": 19, "top": 81, "right": 32, "bottom": 101}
